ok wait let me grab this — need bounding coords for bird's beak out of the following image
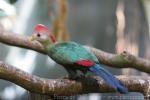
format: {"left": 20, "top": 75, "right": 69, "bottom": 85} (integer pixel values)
{"left": 28, "top": 36, "right": 34, "bottom": 42}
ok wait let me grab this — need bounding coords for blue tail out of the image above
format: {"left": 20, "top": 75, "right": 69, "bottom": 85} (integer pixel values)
{"left": 89, "top": 64, "right": 128, "bottom": 94}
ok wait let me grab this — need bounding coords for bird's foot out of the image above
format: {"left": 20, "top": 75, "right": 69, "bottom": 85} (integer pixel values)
{"left": 61, "top": 75, "right": 79, "bottom": 80}
{"left": 68, "top": 75, "right": 80, "bottom": 80}
{"left": 82, "top": 76, "right": 98, "bottom": 85}
{"left": 61, "top": 74, "right": 92, "bottom": 82}
{"left": 78, "top": 74, "right": 86, "bottom": 78}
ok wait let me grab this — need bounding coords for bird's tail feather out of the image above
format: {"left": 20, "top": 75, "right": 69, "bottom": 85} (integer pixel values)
{"left": 89, "top": 64, "right": 128, "bottom": 94}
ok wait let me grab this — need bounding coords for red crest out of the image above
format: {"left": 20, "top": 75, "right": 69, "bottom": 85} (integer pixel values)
{"left": 34, "top": 24, "right": 56, "bottom": 43}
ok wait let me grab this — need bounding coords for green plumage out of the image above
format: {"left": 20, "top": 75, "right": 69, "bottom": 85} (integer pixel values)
{"left": 47, "top": 42, "right": 98, "bottom": 65}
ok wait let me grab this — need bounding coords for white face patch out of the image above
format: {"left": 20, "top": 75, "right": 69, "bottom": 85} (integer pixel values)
{"left": 40, "top": 34, "right": 48, "bottom": 40}
{"left": 33, "top": 32, "right": 49, "bottom": 43}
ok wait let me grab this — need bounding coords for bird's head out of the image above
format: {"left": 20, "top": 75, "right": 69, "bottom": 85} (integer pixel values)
{"left": 29, "top": 24, "right": 56, "bottom": 47}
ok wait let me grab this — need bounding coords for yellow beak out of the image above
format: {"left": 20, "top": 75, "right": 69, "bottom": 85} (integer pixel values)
{"left": 28, "top": 36, "right": 34, "bottom": 42}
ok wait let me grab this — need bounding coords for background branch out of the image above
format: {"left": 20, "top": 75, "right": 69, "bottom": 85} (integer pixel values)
{"left": 0, "top": 28, "right": 150, "bottom": 74}
{"left": 0, "top": 61, "right": 150, "bottom": 97}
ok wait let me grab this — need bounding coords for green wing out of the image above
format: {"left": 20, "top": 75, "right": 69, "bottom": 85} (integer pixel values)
{"left": 48, "top": 42, "right": 99, "bottom": 65}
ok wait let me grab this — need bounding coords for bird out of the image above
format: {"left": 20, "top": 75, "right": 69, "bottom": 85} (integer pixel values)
{"left": 29, "top": 24, "right": 128, "bottom": 94}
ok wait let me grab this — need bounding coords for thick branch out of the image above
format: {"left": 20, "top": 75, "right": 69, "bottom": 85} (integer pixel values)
{"left": 90, "top": 48, "right": 150, "bottom": 73}
{"left": 0, "top": 30, "right": 150, "bottom": 74}
{"left": 0, "top": 61, "right": 150, "bottom": 97}
{"left": 0, "top": 30, "right": 46, "bottom": 54}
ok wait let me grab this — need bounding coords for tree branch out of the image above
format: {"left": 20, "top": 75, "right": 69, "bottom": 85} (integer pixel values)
{"left": 0, "top": 30, "right": 46, "bottom": 54}
{"left": 90, "top": 48, "right": 150, "bottom": 74}
{"left": 0, "top": 61, "right": 150, "bottom": 97}
{"left": 0, "top": 29, "right": 150, "bottom": 74}
{"left": 1, "top": 28, "right": 150, "bottom": 98}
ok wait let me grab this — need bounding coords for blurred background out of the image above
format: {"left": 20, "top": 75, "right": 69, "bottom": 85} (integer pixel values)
{"left": 0, "top": 0, "right": 149, "bottom": 100}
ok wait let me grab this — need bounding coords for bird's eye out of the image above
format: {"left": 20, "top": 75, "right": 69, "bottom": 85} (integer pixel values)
{"left": 37, "top": 33, "right": 41, "bottom": 37}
